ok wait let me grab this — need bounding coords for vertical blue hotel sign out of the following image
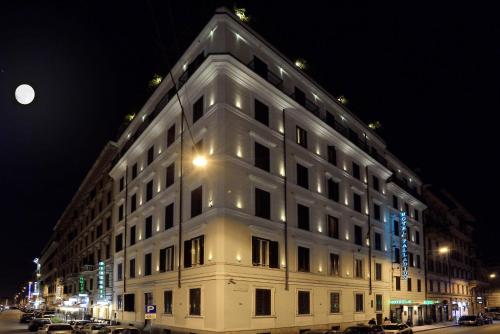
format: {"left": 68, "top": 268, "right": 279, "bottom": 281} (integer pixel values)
{"left": 400, "top": 211, "right": 409, "bottom": 280}
{"left": 98, "top": 261, "right": 105, "bottom": 300}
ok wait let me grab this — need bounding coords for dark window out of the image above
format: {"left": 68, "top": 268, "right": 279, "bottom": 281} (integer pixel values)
{"left": 375, "top": 233, "right": 382, "bottom": 251}
{"left": 189, "top": 288, "right": 201, "bottom": 315}
{"left": 392, "top": 195, "right": 398, "bottom": 209}
{"left": 414, "top": 209, "right": 419, "bottom": 221}
{"left": 409, "top": 252, "right": 414, "bottom": 267}
{"left": 296, "top": 126, "right": 307, "bottom": 148}
{"left": 147, "top": 146, "right": 155, "bottom": 165}
{"left": 298, "top": 291, "right": 310, "bottom": 315}
{"left": 327, "top": 179, "right": 339, "bottom": 202}
{"left": 395, "top": 276, "right": 401, "bottom": 291}
{"left": 184, "top": 235, "right": 204, "bottom": 268}
{"left": 355, "top": 293, "right": 364, "bottom": 312}
{"left": 117, "top": 263, "right": 123, "bottom": 281}
{"left": 106, "top": 217, "right": 111, "bottom": 231}
{"left": 296, "top": 164, "right": 309, "bottom": 189}
{"left": 327, "top": 145, "right": 337, "bottom": 165}
{"left": 417, "top": 254, "right": 421, "bottom": 268}
{"left": 159, "top": 246, "right": 174, "bottom": 272}
{"left": 132, "top": 163, "right": 138, "bottom": 180}
{"left": 330, "top": 292, "right": 340, "bottom": 313}
{"left": 255, "top": 289, "right": 271, "bottom": 316}
{"left": 129, "top": 258, "right": 135, "bottom": 278}
{"left": 404, "top": 203, "right": 410, "bottom": 215}
{"left": 115, "top": 234, "right": 123, "bottom": 252}
{"left": 353, "top": 193, "right": 362, "bottom": 212}
{"left": 327, "top": 215, "right": 339, "bottom": 239}
{"left": 145, "top": 216, "right": 153, "bottom": 239}
{"left": 374, "top": 204, "right": 381, "bottom": 221}
{"left": 297, "top": 204, "right": 310, "bottom": 230}
{"left": 252, "top": 237, "right": 279, "bottom": 268}
{"left": 130, "top": 225, "right": 136, "bottom": 246}
{"left": 394, "top": 247, "right": 400, "bottom": 263}
{"left": 372, "top": 176, "right": 379, "bottom": 191}
{"left": 165, "top": 203, "right": 174, "bottom": 230}
{"left": 167, "top": 124, "right": 176, "bottom": 147}
{"left": 375, "top": 294, "right": 382, "bottom": 312}
{"left": 254, "top": 142, "right": 270, "bottom": 172}
{"left": 131, "top": 193, "right": 137, "bottom": 213}
{"left": 330, "top": 253, "right": 340, "bottom": 276}
{"left": 144, "top": 253, "right": 152, "bottom": 276}
{"left": 297, "top": 246, "right": 310, "bottom": 272}
{"left": 253, "top": 56, "right": 268, "bottom": 78}
{"left": 393, "top": 220, "right": 399, "bottom": 236}
{"left": 375, "top": 263, "right": 382, "bottom": 281}
{"left": 164, "top": 290, "right": 173, "bottom": 314}
{"left": 146, "top": 180, "right": 153, "bottom": 202}
{"left": 119, "top": 176, "right": 124, "bottom": 191}
{"left": 166, "top": 163, "right": 175, "bottom": 188}
{"left": 124, "top": 293, "right": 135, "bottom": 312}
{"left": 355, "top": 259, "right": 363, "bottom": 278}
{"left": 254, "top": 99, "right": 269, "bottom": 126}
{"left": 255, "top": 188, "right": 271, "bottom": 219}
{"left": 118, "top": 204, "right": 124, "bottom": 221}
{"left": 407, "top": 278, "right": 412, "bottom": 291}
{"left": 416, "top": 231, "right": 420, "bottom": 245}
{"left": 352, "top": 162, "right": 360, "bottom": 180}
{"left": 417, "top": 279, "right": 422, "bottom": 292}
{"left": 191, "top": 186, "right": 203, "bottom": 218}
{"left": 354, "top": 225, "right": 363, "bottom": 246}
{"left": 193, "top": 96, "right": 204, "bottom": 124}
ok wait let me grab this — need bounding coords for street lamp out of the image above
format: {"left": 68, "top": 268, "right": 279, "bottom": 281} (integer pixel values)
{"left": 489, "top": 273, "right": 496, "bottom": 279}
{"left": 438, "top": 247, "right": 449, "bottom": 254}
{"left": 192, "top": 155, "right": 208, "bottom": 168}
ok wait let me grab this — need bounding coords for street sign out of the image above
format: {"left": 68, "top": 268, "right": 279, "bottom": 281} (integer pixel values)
{"left": 145, "top": 304, "right": 157, "bottom": 319}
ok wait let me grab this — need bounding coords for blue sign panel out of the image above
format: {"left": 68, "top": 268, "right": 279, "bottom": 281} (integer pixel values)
{"left": 400, "top": 211, "right": 409, "bottom": 280}
{"left": 145, "top": 305, "right": 157, "bottom": 314}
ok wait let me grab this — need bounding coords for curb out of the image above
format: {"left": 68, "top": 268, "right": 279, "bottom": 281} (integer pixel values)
{"left": 413, "top": 325, "right": 457, "bottom": 332}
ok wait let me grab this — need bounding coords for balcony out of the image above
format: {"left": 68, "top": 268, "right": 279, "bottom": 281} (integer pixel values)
{"left": 387, "top": 175, "right": 422, "bottom": 202}
{"left": 247, "top": 59, "right": 283, "bottom": 90}
{"left": 290, "top": 92, "right": 320, "bottom": 116}
{"left": 81, "top": 265, "right": 95, "bottom": 273}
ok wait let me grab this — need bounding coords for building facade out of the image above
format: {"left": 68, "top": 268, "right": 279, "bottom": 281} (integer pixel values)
{"left": 39, "top": 142, "right": 117, "bottom": 320}
{"left": 109, "top": 8, "right": 426, "bottom": 333}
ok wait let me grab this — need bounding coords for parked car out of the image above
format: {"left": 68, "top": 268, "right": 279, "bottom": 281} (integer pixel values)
{"left": 28, "top": 318, "right": 53, "bottom": 332}
{"left": 458, "top": 315, "right": 483, "bottom": 326}
{"left": 369, "top": 325, "right": 385, "bottom": 334}
{"left": 70, "top": 320, "right": 92, "bottom": 330}
{"left": 480, "top": 315, "right": 493, "bottom": 324}
{"left": 303, "top": 330, "right": 342, "bottom": 334}
{"left": 37, "top": 323, "right": 74, "bottom": 333}
{"left": 485, "top": 312, "right": 500, "bottom": 320}
{"left": 343, "top": 325, "right": 383, "bottom": 334}
{"left": 79, "top": 323, "right": 107, "bottom": 334}
{"left": 97, "top": 326, "right": 141, "bottom": 334}
{"left": 20, "top": 312, "right": 35, "bottom": 323}
{"left": 382, "top": 323, "right": 412, "bottom": 334}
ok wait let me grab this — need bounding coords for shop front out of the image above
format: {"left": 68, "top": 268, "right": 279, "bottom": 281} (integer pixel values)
{"left": 389, "top": 300, "right": 426, "bottom": 325}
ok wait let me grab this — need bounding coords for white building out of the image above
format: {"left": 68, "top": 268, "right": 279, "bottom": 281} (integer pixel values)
{"left": 109, "top": 7, "right": 426, "bottom": 332}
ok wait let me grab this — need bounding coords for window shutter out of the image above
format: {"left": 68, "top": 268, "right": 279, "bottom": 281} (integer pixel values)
{"left": 199, "top": 235, "right": 205, "bottom": 265}
{"left": 184, "top": 240, "right": 192, "bottom": 268}
{"left": 269, "top": 241, "right": 279, "bottom": 268}
{"left": 252, "top": 237, "right": 260, "bottom": 265}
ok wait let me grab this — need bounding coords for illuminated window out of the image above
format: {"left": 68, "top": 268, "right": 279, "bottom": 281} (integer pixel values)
{"left": 159, "top": 246, "right": 174, "bottom": 272}
{"left": 184, "top": 235, "right": 204, "bottom": 268}
{"left": 296, "top": 126, "right": 307, "bottom": 148}
{"left": 252, "top": 236, "right": 279, "bottom": 268}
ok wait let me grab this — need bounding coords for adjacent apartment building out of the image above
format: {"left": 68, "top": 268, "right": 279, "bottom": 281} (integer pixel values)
{"left": 39, "top": 142, "right": 118, "bottom": 320}
{"left": 109, "top": 7, "right": 426, "bottom": 332}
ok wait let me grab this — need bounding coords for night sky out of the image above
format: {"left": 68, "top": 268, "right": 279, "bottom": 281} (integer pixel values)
{"left": 1, "top": 1, "right": 499, "bottom": 297}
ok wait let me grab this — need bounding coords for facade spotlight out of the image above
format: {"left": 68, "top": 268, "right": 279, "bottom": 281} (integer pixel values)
{"left": 192, "top": 155, "right": 208, "bottom": 167}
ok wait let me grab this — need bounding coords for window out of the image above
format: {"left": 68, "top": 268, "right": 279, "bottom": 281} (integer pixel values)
{"left": 255, "top": 188, "right": 270, "bottom": 219}
{"left": 297, "top": 246, "right": 310, "bottom": 272}
{"left": 147, "top": 146, "right": 155, "bottom": 165}
{"left": 119, "top": 176, "right": 124, "bottom": 191}
{"left": 191, "top": 186, "right": 203, "bottom": 218}
{"left": 117, "top": 295, "right": 123, "bottom": 310}
{"left": 124, "top": 293, "right": 135, "bottom": 312}
{"left": 409, "top": 252, "right": 414, "bottom": 267}
{"left": 118, "top": 204, "right": 124, "bottom": 221}
{"left": 375, "top": 294, "right": 383, "bottom": 312}
{"left": 407, "top": 278, "right": 412, "bottom": 291}
{"left": 144, "top": 181, "right": 153, "bottom": 203}
{"left": 132, "top": 163, "right": 138, "bottom": 180}
{"left": 404, "top": 203, "right": 410, "bottom": 215}
{"left": 117, "top": 263, "right": 123, "bottom": 281}
{"left": 393, "top": 220, "right": 399, "bottom": 236}
{"left": 298, "top": 291, "right": 310, "bottom": 315}
{"left": 330, "top": 253, "right": 340, "bottom": 276}
{"left": 165, "top": 203, "right": 174, "bottom": 230}
{"left": 189, "top": 288, "right": 201, "bottom": 315}
{"left": 327, "top": 215, "right": 339, "bottom": 239}
{"left": 354, "top": 225, "right": 362, "bottom": 246}
{"left": 394, "top": 247, "right": 400, "bottom": 263}
{"left": 372, "top": 176, "right": 380, "bottom": 192}
{"left": 164, "top": 290, "right": 173, "bottom": 314}
{"left": 115, "top": 234, "right": 123, "bottom": 252}
{"left": 254, "top": 99, "right": 269, "bottom": 126}
{"left": 131, "top": 193, "right": 137, "bottom": 213}
{"left": 296, "top": 126, "right": 307, "bottom": 148}
{"left": 352, "top": 162, "right": 360, "bottom": 179}
{"left": 416, "top": 254, "right": 421, "bottom": 268}
{"left": 330, "top": 292, "right": 340, "bottom": 313}
{"left": 144, "top": 253, "right": 152, "bottom": 276}
{"left": 254, "top": 142, "right": 270, "bottom": 172}
{"left": 296, "top": 164, "right": 309, "bottom": 189}
{"left": 355, "top": 293, "right": 364, "bottom": 312}
{"left": 167, "top": 124, "right": 176, "bottom": 147}
{"left": 297, "top": 204, "right": 310, "bottom": 230}
{"left": 395, "top": 276, "right": 401, "bottom": 291}
{"left": 193, "top": 96, "right": 204, "bottom": 124}
{"left": 166, "top": 163, "right": 175, "bottom": 188}
{"left": 392, "top": 195, "right": 398, "bottom": 209}
{"left": 414, "top": 209, "right": 419, "bottom": 221}
{"left": 252, "top": 237, "right": 279, "bottom": 268}
{"left": 415, "top": 231, "right": 420, "bottom": 245}
{"left": 355, "top": 259, "right": 363, "bottom": 278}
{"left": 417, "top": 279, "right": 422, "bottom": 292}
{"left": 129, "top": 258, "right": 135, "bottom": 278}
{"left": 130, "top": 225, "right": 136, "bottom": 246}
{"left": 159, "top": 246, "right": 174, "bottom": 272}
{"left": 327, "top": 145, "right": 337, "bottom": 165}
{"left": 145, "top": 216, "right": 153, "bottom": 239}
{"left": 255, "top": 289, "right": 271, "bottom": 316}
{"left": 374, "top": 233, "right": 382, "bottom": 251}
{"left": 184, "top": 235, "right": 204, "bottom": 268}
{"left": 353, "top": 193, "right": 362, "bottom": 213}
{"left": 327, "top": 179, "right": 339, "bottom": 202}
{"left": 374, "top": 204, "right": 381, "bottom": 221}
{"left": 375, "top": 263, "right": 382, "bottom": 281}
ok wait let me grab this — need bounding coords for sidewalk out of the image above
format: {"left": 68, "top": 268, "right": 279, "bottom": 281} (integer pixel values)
{"left": 412, "top": 321, "right": 456, "bottom": 332}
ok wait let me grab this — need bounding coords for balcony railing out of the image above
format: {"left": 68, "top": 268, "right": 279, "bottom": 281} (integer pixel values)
{"left": 387, "top": 175, "right": 422, "bottom": 201}
{"left": 247, "top": 59, "right": 283, "bottom": 90}
{"left": 289, "top": 92, "right": 320, "bottom": 116}
{"left": 81, "top": 265, "right": 95, "bottom": 272}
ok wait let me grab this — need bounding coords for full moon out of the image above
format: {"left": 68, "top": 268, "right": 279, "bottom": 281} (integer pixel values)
{"left": 15, "top": 84, "right": 35, "bottom": 105}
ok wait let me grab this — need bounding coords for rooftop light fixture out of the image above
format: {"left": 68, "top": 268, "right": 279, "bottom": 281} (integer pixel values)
{"left": 125, "top": 113, "right": 135, "bottom": 122}
{"left": 294, "top": 58, "right": 307, "bottom": 70}
{"left": 337, "top": 95, "right": 348, "bottom": 105}
{"left": 368, "top": 121, "right": 381, "bottom": 130}
{"left": 234, "top": 7, "right": 250, "bottom": 22}
{"left": 149, "top": 74, "right": 163, "bottom": 87}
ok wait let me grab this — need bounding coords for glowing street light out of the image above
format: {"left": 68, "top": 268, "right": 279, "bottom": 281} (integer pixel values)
{"left": 490, "top": 273, "right": 497, "bottom": 279}
{"left": 438, "top": 246, "right": 449, "bottom": 254}
{"left": 192, "top": 155, "right": 208, "bottom": 168}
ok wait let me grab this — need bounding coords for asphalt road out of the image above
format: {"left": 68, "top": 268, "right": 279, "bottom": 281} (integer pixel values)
{"left": 0, "top": 310, "right": 29, "bottom": 333}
